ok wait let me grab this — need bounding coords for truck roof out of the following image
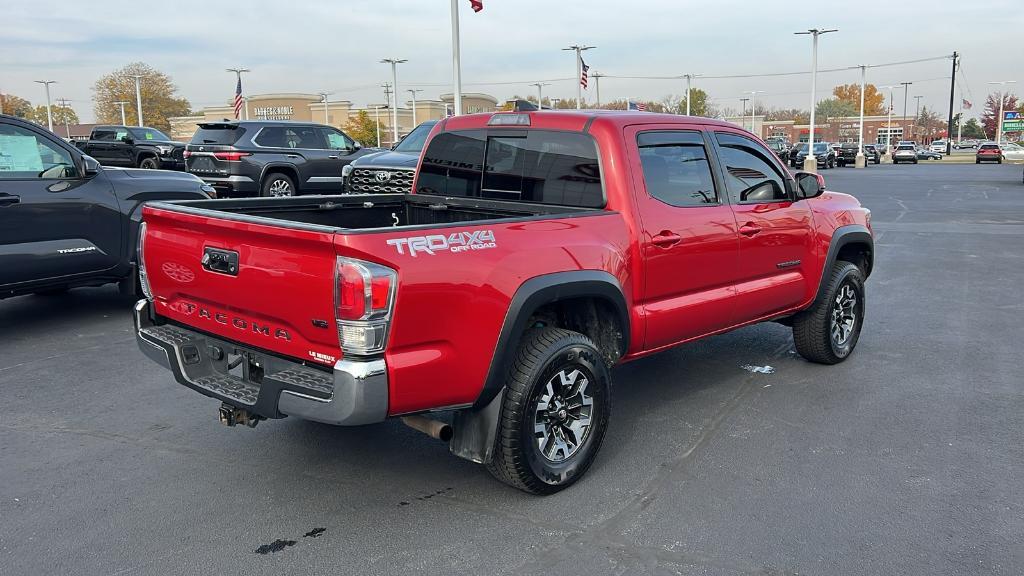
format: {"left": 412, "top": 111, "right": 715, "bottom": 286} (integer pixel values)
{"left": 439, "top": 110, "right": 742, "bottom": 134}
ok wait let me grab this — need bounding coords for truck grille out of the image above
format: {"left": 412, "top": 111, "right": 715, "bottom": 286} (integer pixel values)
{"left": 171, "top": 147, "right": 185, "bottom": 161}
{"left": 349, "top": 168, "right": 414, "bottom": 194}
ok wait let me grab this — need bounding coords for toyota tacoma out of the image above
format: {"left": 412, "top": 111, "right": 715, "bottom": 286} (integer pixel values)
{"left": 135, "top": 111, "right": 873, "bottom": 494}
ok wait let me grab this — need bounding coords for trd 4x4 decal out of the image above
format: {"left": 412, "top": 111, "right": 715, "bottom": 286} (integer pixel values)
{"left": 386, "top": 230, "right": 496, "bottom": 257}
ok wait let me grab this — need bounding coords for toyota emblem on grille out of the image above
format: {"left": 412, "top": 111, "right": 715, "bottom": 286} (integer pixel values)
{"left": 375, "top": 171, "right": 392, "bottom": 182}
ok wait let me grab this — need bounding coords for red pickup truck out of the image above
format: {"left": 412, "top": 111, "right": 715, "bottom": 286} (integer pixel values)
{"left": 135, "top": 111, "right": 872, "bottom": 494}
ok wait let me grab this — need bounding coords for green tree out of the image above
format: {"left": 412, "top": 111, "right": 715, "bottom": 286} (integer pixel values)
{"left": 815, "top": 98, "right": 856, "bottom": 122}
{"left": 914, "top": 106, "right": 943, "bottom": 141}
{"left": 681, "top": 88, "right": 710, "bottom": 116}
{"left": 833, "top": 83, "right": 886, "bottom": 115}
{"left": 961, "top": 117, "right": 985, "bottom": 139}
{"left": 93, "top": 62, "right": 191, "bottom": 131}
{"left": 1, "top": 93, "right": 34, "bottom": 118}
{"left": 345, "top": 110, "right": 381, "bottom": 147}
{"left": 26, "top": 104, "right": 79, "bottom": 127}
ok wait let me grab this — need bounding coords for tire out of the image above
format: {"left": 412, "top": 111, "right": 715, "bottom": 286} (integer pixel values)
{"left": 976, "top": 159, "right": 981, "bottom": 164}
{"left": 997, "top": 158, "right": 1003, "bottom": 164}
{"left": 261, "top": 173, "right": 296, "bottom": 197}
{"left": 793, "top": 261, "right": 865, "bottom": 365}
{"left": 486, "top": 327, "right": 611, "bottom": 495}
{"left": 913, "top": 159, "right": 918, "bottom": 164}
{"left": 138, "top": 156, "right": 159, "bottom": 170}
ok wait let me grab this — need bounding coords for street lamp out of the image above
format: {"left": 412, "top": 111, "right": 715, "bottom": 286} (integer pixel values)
{"left": 913, "top": 95, "right": 923, "bottom": 140}
{"left": 682, "top": 73, "right": 702, "bottom": 116}
{"left": 381, "top": 58, "right": 407, "bottom": 143}
{"left": 988, "top": 80, "right": 1017, "bottom": 144}
{"left": 34, "top": 80, "right": 57, "bottom": 132}
{"left": 113, "top": 100, "right": 130, "bottom": 125}
{"left": 407, "top": 89, "right": 422, "bottom": 126}
{"left": 900, "top": 81, "right": 912, "bottom": 143}
{"left": 530, "top": 82, "right": 550, "bottom": 110}
{"left": 318, "top": 92, "right": 330, "bottom": 125}
{"left": 739, "top": 98, "right": 750, "bottom": 129}
{"left": 794, "top": 28, "right": 837, "bottom": 172}
{"left": 854, "top": 65, "right": 867, "bottom": 168}
{"left": 591, "top": 73, "right": 604, "bottom": 108}
{"left": 130, "top": 74, "right": 146, "bottom": 127}
{"left": 562, "top": 45, "right": 595, "bottom": 109}
{"left": 226, "top": 68, "right": 250, "bottom": 120}
{"left": 747, "top": 90, "right": 764, "bottom": 137}
{"left": 880, "top": 84, "right": 898, "bottom": 160}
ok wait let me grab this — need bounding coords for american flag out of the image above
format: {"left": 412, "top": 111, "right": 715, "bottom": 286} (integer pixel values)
{"left": 233, "top": 76, "right": 243, "bottom": 119}
{"left": 962, "top": 99, "right": 973, "bottom": 110}
{"left": 628, "top": 100, "right": 647, "bottom": 112}
{"left": 580, "top": 58, "right": 590, "bottom": 89}
{"left": 469, "top": 0, "right": 483, "bottom": 12}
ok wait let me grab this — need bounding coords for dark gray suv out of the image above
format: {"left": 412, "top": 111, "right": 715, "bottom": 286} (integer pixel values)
{"left": 184, "top": 120, "right": 375, "bottom": 197}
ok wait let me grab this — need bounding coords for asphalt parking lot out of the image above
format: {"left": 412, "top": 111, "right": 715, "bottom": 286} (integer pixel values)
{"left": 2, "top": 163, "right": 1022, "bottom": 575}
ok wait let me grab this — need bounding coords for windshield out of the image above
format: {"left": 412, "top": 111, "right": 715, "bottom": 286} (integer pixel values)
{"left": 129, "top": 127, "right": 170, "bottom": 141}
{"left": 393, "top": 122, "right": 436, "bottom": 153}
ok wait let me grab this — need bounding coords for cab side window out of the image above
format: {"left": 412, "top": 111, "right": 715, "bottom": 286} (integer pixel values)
{"left": 715, "top": 132, "right": 789, "bottom": 203}
{"left": 637, "top": 131, "right": 718, "bottom": 207}
{"left": 0, "top": 123, "right": 77, "bottom": 179}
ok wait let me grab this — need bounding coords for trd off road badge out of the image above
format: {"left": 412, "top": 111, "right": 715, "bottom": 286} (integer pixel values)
{"left": 386, "top": 230, "right": 496, "bottom": 257}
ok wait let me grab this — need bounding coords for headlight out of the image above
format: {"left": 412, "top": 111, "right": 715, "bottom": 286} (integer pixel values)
{"left": 200, "top": 184, "right": 217, "bottom": 198}
{"left": 157, "top": 146, "right": 173, "bottom": 156}
{"left": 342, "top": 164, "right": 354, "bottom": 178}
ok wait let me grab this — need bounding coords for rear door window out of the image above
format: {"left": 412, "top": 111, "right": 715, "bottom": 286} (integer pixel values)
{"left": 418, "top": 129, "right": 603, "bottom": 208}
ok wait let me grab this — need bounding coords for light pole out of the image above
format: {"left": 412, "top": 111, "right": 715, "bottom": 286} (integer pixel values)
{"left": 900, "top": 81, "right": 912, "bottom": 143}
{"left": 372, "top": 105, "right": 383, "bottom": 148}
{"left": 683, "top": 73, "right": 702, "bottom": 116}
{"left": 530, "top": 82, "right": 550, "bottom": 109}
{"left": 318, "top": 92, "right": 330, "bottom": 125}
{"left": 381, "top": 58, "right": 407, "bottom": 143}
{"left": 795, "top": 28, "right": 838, "bottom": 172}
{"left": 747, "top": 90, "right": 764, "bottom": 137}
{"left": 592, "top": 73, "right": 604, "bottom": 108}
{"left": 131, "top": 74, "right": 146, "bottom": 127}
{"left": 450, "top": 0, "right": 463, "bottom": 115}
{"left": 113, "top": 100, "right": 129, "bottom": 125}
{"left": 855, "top": 65, "right": 867, "bottom": 168}
{"left": 34, "top": 80, "right": 57, "bottom": 132}
{"left": 562, "top": 45, "right": 595, "bottom": 109}
{"left": 913, "top": 95, "right": 923, "bottom": 140}
{"left": 988, "top": 80, "right": 1017, "bottom": 145}
{"left": 881, "top": 84, "right": 897, "bottom": 161}
{"left": 740, "top": 98, "right": 750, "bottom": 129}
{"left": 56, "top": 98, "right": 72, "bottom": 138}
{"left": 226, "top": 68, "right": 250, "bottom": 120}
{"left": 407, "top": 89, "right": 422, "bottom": 126}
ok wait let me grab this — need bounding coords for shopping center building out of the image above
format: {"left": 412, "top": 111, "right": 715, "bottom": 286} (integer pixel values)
{"left": 168, "top": 92, "right": 499, "bottom": 146}
{"left": 726, "top": 115, "right": 933, "bottom": 145}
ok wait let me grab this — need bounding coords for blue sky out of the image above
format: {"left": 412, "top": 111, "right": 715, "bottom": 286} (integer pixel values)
{"left": 2, "top": 0, "right": 1020, "bottom": 122}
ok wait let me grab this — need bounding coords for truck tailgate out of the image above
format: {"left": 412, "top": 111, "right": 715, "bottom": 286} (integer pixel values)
{"left": 141, "top": 205, "right": 341, "bottom": 367}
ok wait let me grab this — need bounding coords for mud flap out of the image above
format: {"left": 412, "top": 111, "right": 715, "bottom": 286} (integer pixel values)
{"left": 449, "top": 387, "right": 505, "bottom": 464}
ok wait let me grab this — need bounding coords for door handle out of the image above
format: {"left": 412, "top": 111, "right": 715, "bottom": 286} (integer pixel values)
{"left": 0, "top": 195, "right": 20, "bottom": 206}
{"left": 652, "top": 231, "right": 682, "bottom": 247}
{"left": 328, "top": 155, "right": 339, "bottom": 159}
{"left": 286, "top": 154, "right": 300, "bottom": 159}
{"left": 739, "top": 223, "right": 762, "bottom": 237}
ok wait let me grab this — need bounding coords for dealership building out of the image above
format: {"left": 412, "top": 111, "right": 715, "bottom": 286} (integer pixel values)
{"left": 726, "top": 115, "right": 936, "bottom": 145}
{"left": 168, "top": 92, "right": 499, "bottom": 145}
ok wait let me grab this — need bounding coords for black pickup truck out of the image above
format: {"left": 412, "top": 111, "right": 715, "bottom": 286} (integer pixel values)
{"left": 836, "top": 142, "right": 871, "bottom": 167}
{"left": 0, "top": 114, "right": 212, "bottom": 299}
{"left": 75, "top": 125, "right": 186, "bottom": 170}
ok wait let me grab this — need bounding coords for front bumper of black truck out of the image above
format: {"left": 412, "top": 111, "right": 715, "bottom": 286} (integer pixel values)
{"left": 133, "top": 299, "right": 388, "bottom": 426}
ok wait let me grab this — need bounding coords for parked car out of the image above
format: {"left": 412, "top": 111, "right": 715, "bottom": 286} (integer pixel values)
{"left": 975, "top": 142, "right": 1002, "bottom": 164}
{"left": 74, "top": 125, "right": 186, "bottom": 170}
{"left": 893, "top": 144, "right": 918, "bottom": 164}
{"left": 790, "top": 142, "right": 836, "bottom": 169}
{"left": 766, "top": 139, "right": 791, "bottom": 164}
{"left": 836, "top": 142, "right": 871, "bottom": 167}
{"left": 184, "top": 120, "right": 376, "bottom": 197}
{"left": 0, "top": 114, "right": 212, "bottom": 300}
{"left": 954, "top": 139, "right": 979, "bottom": 149}
{"left": 999, "top": 142, "right": 1024, "bottom": 161}
{"left": 135, "top": 110, "right": 873, "bottom": 494}
{"left": 863, "top": 144, "right": 882, "bottom": 164}
{"left": 929, "top": 140, "right": 947, "bottom": 154}
{"left": 343, "top": 120, "right": 438, "bottom": 194}
{"left": 916, "top": 147, "right": 942, "bottom": 160}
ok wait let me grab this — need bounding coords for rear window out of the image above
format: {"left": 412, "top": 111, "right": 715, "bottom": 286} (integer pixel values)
{"left": 979, "top": 144, "right": 999, "bottom": 150}
{"left": 191, "top": 125, "right": 246, "bottom": 145}
{"left": 897, "top": 145, "right": 915, "bottom": 150}
{"left": 417, "top": 129, "right": 603, "bottom": 208}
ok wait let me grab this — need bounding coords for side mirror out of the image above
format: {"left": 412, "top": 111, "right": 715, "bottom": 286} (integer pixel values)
{"left": 82, "top": 155, "right": 102, "bottom": 177}
{"left": 739, "top": 180, "right": 783, "bottom": 203}
{"left": 794, "top": 171, "right": 825, "bottom": 199}
{"left": 352, "top": 141, "right": 362, "bottom": 151}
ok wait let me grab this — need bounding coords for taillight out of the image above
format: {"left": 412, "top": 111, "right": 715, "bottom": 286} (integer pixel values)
{"left": 335, "top": 257, "right": 397, "bottom": 355}
{"left": 213, "top": 151, "right": 251, "bottom": 161}
{"left": 137, "top": 222, "right": 153, "bottom": 300}
{"left": 182, "top": 150, "right": 192, "bottom": 159}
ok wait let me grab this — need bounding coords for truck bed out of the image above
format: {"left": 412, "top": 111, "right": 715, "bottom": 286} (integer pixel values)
{"left": 153, "top": 193, "right": 600, "bottom": 232}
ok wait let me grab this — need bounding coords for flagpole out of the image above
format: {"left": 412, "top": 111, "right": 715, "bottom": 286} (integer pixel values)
{"left": 575, "top": 51, "right": 582, "bottom": 109}
{"left": 450, "top": 0, "right": 462, "bottom": 115}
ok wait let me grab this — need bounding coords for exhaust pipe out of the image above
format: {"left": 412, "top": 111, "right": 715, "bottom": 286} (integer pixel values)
{"left": 401, "top": 415, "right": 453, "bottom": 442}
